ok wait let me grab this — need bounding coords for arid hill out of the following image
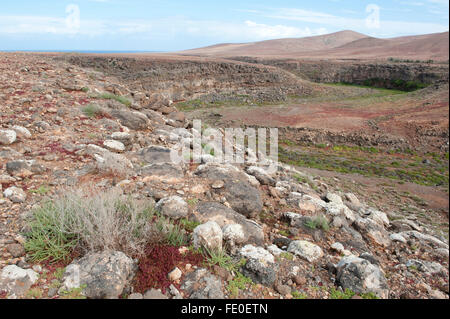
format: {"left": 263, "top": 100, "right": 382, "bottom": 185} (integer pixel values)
{"left": 181, "top": 30, "right": 368, "bottom": 57}
{"left": 180, "top": 30, "right": 450, "bottom": 61}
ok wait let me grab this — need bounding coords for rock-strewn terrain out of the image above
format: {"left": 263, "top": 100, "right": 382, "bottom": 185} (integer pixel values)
{"left": 60, "top": 54, "right": 316, "bottom": 105}
{"left": 0, "top": 52, "right": 448, "bottom": 300}
{"left": 229, "top": 57, "right": 449, "bottom": 88}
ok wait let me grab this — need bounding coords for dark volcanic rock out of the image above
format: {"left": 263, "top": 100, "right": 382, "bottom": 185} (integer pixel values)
{"left": 222, "top": 180, "right": 263, "bottom": 219}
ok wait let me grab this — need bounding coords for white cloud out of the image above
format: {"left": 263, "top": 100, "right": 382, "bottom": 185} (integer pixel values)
{"left": 244, "top": 21, "right": 326, "bottom": 38}
{"left": 0, "top": 15, "right": 110, "bottom": 36}
{"left": 428, "top": 0, "right": 449, "bottom": 5}
{"left": 179, "top": 19, "right": 328, "bottom": 41}
{"left": 0, "top": 6, "right": 447, "bottom": 44}
{"left": 263, "top": 7, "right": 448, "bottom": 36}
{"left": 0, "top": 14, "right": 327, "bottom": 41}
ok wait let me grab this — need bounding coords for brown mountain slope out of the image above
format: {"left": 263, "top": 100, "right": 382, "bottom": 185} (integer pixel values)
{"left": 181, "top": 30, "right": 368, "bottom": 56}
{"left": 180, "top": 30, "right": 449, "bottom": 61}
{"left": 324, "top": 31, "right": 449, "bottom": 60}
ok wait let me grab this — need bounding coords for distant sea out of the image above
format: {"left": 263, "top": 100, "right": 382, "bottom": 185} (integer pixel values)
{"left": 0, "top": 50, "right": 163, "bottom": 53}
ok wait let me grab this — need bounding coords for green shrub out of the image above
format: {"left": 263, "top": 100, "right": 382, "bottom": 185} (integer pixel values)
{"left": 98, "top": 93, "right": 131, "bottom": 107}
{"left": 361, "top": 292, "right": 379, "bottom": 299}
{"left": 304, "top": 215, "right": 330, "bottom": 232}
{"left": 24, "top": 188, "right": 159, "bottom": 263}
{"left": 155, "top": 214, "right": 190, "bottom": 246}
{"left": 227, "top": 272, "right": 254, "bottom": 298}
{"left": 82, "top": 104, "right": 104, "bottom": 118}
{"left": 180, "top": 218, "right": 201, "bottom": 232}
{"left": 204, "top": 247, "right": 238, "bottom": 272}
{"left": 292, "top": 291, "right": 308, "bottom": 299}
{"left": 329, "top": 287, "right": 355, "bottom": 299}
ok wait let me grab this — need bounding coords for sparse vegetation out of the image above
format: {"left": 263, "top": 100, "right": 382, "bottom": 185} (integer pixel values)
{"left": 203, "top": 247, "right": 244, "bottom": 272}
{"left": 179, "top": 218, "right": 201, "bottom": 232}
{"left": 292, "top": 290, "right": 308, "bottom": 299}
{"left": 388, "top": 57, "right": 435, "bottom": 64}
{"left": 278, "top": 229, "right": 290, "bottom": 237}
{"left": 279, "top": 144, "right": 449, "bottom": 189}
{"left": 25, "top": 288, "right": 44, "bottom": 299}
{"left": 59, "top": 285, "right": 87, "bottom": 299}
{"left": 279, "top": 252, "right": 294, "bottom": 261}
{"left": 227, "top": 272, "right": 254, "bottom": 298}
{"left": 328, "top": 82, "right": 407, "bottom": 93}
{"left": 82, "top": 103, "right": 105, "bottom": 118}
{"left": 361, "top": 292, "right": 380, "bottom": 299}
{"left": 329, "top": 287, "right": 356, "bottom": 299}
{"left": 23, "top": 187, "right": 190, "bottom": 264}
{"left": 29, "top": 185, "right": 51, "bottom": 195}
{"left": 155, "top": 214, "right": 190, "bottom": 247}
{"left": 90, "top": 92, "right": 131, "bottom": 107}
{"left": 304, "top": 215, "right": 330, "bottom": 232}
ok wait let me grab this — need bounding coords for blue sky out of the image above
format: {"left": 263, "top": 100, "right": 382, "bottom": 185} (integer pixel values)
{"left": 0, "top": 0, "right": 448, "bottom": 51}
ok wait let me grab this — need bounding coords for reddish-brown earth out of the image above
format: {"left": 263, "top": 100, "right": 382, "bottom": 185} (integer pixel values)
{"left": 181, "top": 30, "right": 449, "bottom": 61}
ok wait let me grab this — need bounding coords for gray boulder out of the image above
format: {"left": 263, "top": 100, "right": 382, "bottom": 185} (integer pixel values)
{"left": 246, "top": 166, "right": 276, "bottom": 186}
{"left": 405, "top": 259, "right": 447, "bottom": 275}
{"left": 195, "top": 164, "right": 264, "bottom": 217}
{"left": 156, "top": 196, "right": 189, "bottom": 220}
{"left": 143, "top": 289, "right": 168, "bottom": 299}
{"left": 3, "top": 186, "right": 27, "bottom": 203}
{"left": 326, "top": 192, "right": 343, "bottom": 205}
{"left": 193, "top": 202, "right": 264, "bottom": 246}
{"left": 222, "top": 180, "right": 263, "bottom": 218}
{"left": 195, "top": 163, "right": 246, "bottom": 181}
{"left": 6, "top": 160, "right": 46, "bottom": 176}
{"left": 110, "top": 109, "right": 149, "bottom": 130}
{"left": 399, "top": 231, "right": 449, "bottom": 249}
{"left": 139, "top": 145, "right": 173, "bottom": 164}
{"left": 86, "top": 144, "right": 133, "bottom": 175}
{"left": 0, "top": 129, "right": 17, "bottom": 145}
{"left": 336, "top": 255, "right": 389, "bottom": 299}
{"left": 239, "top": 245, "right": 277, "bottom": 287}
{"left": 181, "top": 268, "right": 224, "bottom": 299}
{"left": 61, "top": 251, "right": 136, "bottom": 299}
{"left": 193, "top": 221, "right": 223, "bottom": 251}
{"left": 287, "top": 240, "right": 324, "bottom": 262}
{"left": 139, "top": 163, "right": 184, "bottom": 181}
{"left": 0, "top": 265, "right": 39, "bottom": 298}
{"left": 353, "top": 217, "right": 391, "bottom": 247}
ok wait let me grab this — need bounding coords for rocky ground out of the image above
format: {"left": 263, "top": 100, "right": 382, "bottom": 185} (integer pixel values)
{"left": 0, "top": 52, "right": 448, "bottom": 300}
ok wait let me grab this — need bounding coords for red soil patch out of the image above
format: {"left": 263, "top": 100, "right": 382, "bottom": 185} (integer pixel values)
{"left": 133, "top": 245, "right": 205, "bottom": 294}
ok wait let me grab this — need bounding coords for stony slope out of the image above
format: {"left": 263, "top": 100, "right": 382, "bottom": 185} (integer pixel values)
{"left": 0, "top": 53, "right": 448, "bottom": 300}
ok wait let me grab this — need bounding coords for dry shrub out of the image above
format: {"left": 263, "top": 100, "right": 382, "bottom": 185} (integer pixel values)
{"left": 25, "top": 187, "right": 158, "bottom": 262}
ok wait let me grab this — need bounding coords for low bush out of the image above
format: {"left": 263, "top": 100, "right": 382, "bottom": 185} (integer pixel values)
{"left": 82, "top": 104, "right": 106, "bottom": 118}
{"left": 304, "top": 215, "right": 330, "bottom": 232}
{"left": 24, "top": 187, "right": 189, "bottom": 263}
{"left": 98, "top": 93, "right": 131, "bottom": 107}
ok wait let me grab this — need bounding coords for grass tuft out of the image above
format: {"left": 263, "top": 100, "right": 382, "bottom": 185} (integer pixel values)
{"left": 23, "top": 187, "right": 185, "bottom": 264}
{"left": 98, "top": 93, "right": 132, "bottom": 107}
{"left": 304, "top": 215, "right": 330, "bottom": 232}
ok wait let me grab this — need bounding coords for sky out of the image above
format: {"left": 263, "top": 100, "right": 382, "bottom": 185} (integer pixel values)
{"left": 0, "top": 0, "right": 448, "bottom": 51}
